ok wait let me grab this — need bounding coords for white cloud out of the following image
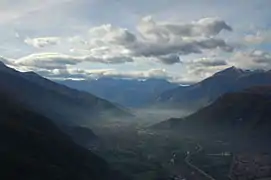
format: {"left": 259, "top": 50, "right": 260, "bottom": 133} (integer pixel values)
{"left": 14, "top": 52, "right": 134, "bottom": 70}
{"left": 0, "top": 56, "right": 13, "bottom": 65}
{"left": 88, "top": 24, "right": 137, "bottom": 46}
{"left": 244, "top": 30, "right": 271, "bottom": 45}
{"left": 97, "top": 68, "right": 171, "bottom": 79}
{"left": 0, "top": 16, "right": 232, "bottom": 73}
{"left": 0, "top": 54, "right": 224, "bottom": 84}
{"left": 137, "top": 16, "right": 232, "bottom": 41}
{"left": 3, "top": 48, "right": 271, "bottom": 84}
{"left": 24, "top": 37, "right": 61, "bottom": 48}
{"left": 86, "top": 55, "right": 134, "bottom": 64}
{"left": 179, "top": 50, "right": 271, "bottom": 82}
{"left": 179, "top": 56, "right": 230, "bottom": 81}
{"left": 65, "top": 17, "right": 233, "bottom": 65}
{"left": 130, "top": 37, "right": 233, "bottom": 59}
{"left": 190, "top": 57, "right": 228, "bottom": 67}
{"left": 230, "top": 50, "right": 271, "bottom": 70}
{"left": 34, "top": 67, "right": 176, "bottom": 81}
{"left": 27, "top": 56, "right": 230, "bottom": 83}
{"left": 158, "top": 54, "right": 181, "bottom": 64}
{"left": 16, "top": 53, "right": 82, "bottom": 70}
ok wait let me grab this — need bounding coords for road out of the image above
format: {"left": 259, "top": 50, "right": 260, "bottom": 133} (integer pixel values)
{"left": 184, "top": 144, "right": 216, "bottom": 180}
{"left": 172, "top": 144, "right": 217, "bottom": 180}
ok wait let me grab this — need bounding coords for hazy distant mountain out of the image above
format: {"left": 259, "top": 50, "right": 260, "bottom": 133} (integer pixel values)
{"left": 155, "top": 86, "right": 271, "bottom": 149}
{"left": 0, "top": 62, "right": 131, "bottom": 127}
{"left": 57, "top": 77, "right": 178, "bottom": 107}
{"left": 157, "top": 66, "right": 271, "bottom": 110}
{"left": 0, "top": 93, "right": 127, "bottom": 180}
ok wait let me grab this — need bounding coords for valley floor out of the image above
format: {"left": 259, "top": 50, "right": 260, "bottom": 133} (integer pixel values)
{"left": 92, "top": 126, "right": 235, "bottom": 180}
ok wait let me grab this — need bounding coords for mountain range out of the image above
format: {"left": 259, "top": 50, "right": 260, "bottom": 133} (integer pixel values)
{"left": 157, "top": 67, "right": 271, "bottom": 110}
{"left": 57, "top": 67, "right": 271, "bottom": 112}
{"left": 57, "top": 77, "right": 178, "bottom": 108}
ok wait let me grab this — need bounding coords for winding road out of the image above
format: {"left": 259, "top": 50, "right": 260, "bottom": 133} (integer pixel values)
{"left": 171, "top": 143, "right": 217, "bottom": 180}
{"left": 183, "top": 144, "right": 216, "bottom": 180}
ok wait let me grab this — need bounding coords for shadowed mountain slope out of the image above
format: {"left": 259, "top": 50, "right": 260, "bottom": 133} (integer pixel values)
{"left": 155, "top": 86, "right": 271, "bottom": 150}
{"left": 0, "top": 93, "right": 128, "bottom": 180}
{"left": 0, "top": 62, "right": 131, "bottom": 127}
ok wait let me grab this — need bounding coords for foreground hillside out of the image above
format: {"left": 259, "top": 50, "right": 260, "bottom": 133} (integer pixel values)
{"left": 0, "top": 62, "right": 131, "bottom": 126}
{"left": 0, "top": 93, "right": 127, "bottom": 180}
{"left": 155, "top": 86, "right": 271, "bottom": 149}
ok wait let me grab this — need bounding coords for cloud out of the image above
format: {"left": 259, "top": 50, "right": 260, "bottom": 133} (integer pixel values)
{"left": 14, "top": 52, "right": 134, "bottom": 70}
{"left": 0, "top": 56, "right": 184, "bottom": 82}
{"left": 5, "top": 16, "right": 233, "bottom": 68}
{"left": 195, "top": 38, "right": 233, "bottom": 52}
{"left": 15, "top": 53, "right": 82, "bottom": 70}
{"left": 35, "top": 68, "right": 109, "bottom": 80}
{"left": 185, "top": 65, "right": 229, "bottom": 82}
{"left": 132, "top": 37, "right": 233, "bottom": 59}
{"left": 137, "top": 16, "right": 232, "bottom": 40}
{"left": 0, "top": 56, "right": 13, "bottom": 65}
{"left": 24, "top": 37, "right": 61, "bottom": 48}
{"left": 158, "top": 54, "right": 181, "bottom": 64}
{"left": 96, "top": 68, "right": 171, "bottom": 80}
{"left": 88, "top": 24, "right": 137, "bottom": 46}
{"left": 230, "top": 50, "right": 271, "bottom": 70}
{"left": 175, "top": 50, "right": 271, "bottom": 82}
{"left": 0, "top": 14, "right": 240, "bottom": 83}
{"left": 244, "top": 30, "right": 271, "bottom": 45}
{"left": 6, "top": 49, "right": 271, "bottom": 84}
{"left": 66, "top": 16, "right": 234, "bottom": 65}
{"left": 86, "top": 55, "right": 134, "bottom": 64}
{"left": 178, "top": 56, "right": 229, "bottom": 81}
{"left": 190, "top": 57, "right": 228, "bottom": 67}
{"left": 34, "top": 67, "right": 176, "bottom": 81}
{"left": 30, "top": 58, "right": 228, "bottom": 84}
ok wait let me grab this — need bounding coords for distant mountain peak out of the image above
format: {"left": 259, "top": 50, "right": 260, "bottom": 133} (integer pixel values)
{"left": 0, "top": 61, "right": 17, "bottom": 74}
{"left": 24, "top": 71, "right": 38, "bottom": 75}
{"left": 23, "top": 71, "right": 41, "bottom": 77}
{"left": 213, "top": 66, "right": 244, "bottom": 77}
{"left": 156, "top": 66, "right": 271, "bottom": 110}
{"left": 144, "top": 78, "right": 169, "bottom": 83}
{"left": 0, "top": 60, "right": 9, "bottom": 68}
{"left": 0, "top": 60, "right": 5, "bottom": 66}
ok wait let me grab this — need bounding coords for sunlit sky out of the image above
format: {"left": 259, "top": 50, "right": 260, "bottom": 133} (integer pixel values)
{"left": 0, "top": 0, "right": 271, "bottom": 83}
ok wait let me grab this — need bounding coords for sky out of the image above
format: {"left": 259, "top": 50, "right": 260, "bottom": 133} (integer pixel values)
{"left": 0, "top": 0, "right": 271, "bottom": 83}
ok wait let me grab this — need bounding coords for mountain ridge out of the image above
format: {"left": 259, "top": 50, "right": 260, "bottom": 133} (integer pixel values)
{"left": 157, "top": 66, "right": 271, "bottom": 110}
{"left": 154, "top": 86, "right": 271, "bottom": 150}
{"left": 57, "top": 77, "right": 179, "bottom": 107}
{"left": 0, "top": 92, "right": 127, "bottom": 180}
{"left": 0, "top": 62, "right": 132, "bottom": 127}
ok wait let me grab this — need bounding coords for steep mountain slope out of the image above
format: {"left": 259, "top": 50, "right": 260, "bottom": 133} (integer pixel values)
{"left": 157, "top": 67, "right": 271, "bottom": 110}
{"left": 57, "top": 77, "right": 178, "bottom": 107}
{"left": 0, "top": 93, "right": 127, "bottom": 180}
{"left": 155, "top": 86, "right": 271, "bottom": 147}
{"left": 0, "top": 62, "right": 131, "bottom": 126}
